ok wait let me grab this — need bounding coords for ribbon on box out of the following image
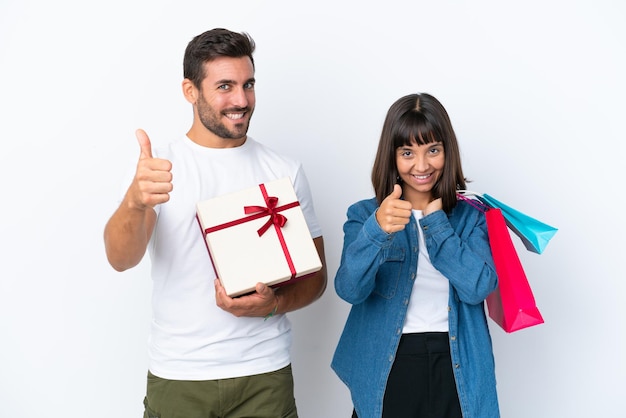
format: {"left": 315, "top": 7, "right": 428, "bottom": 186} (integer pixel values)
{"left": 244, "top": 196, "right": 288, "bottom": 236}
{"left": 202, "top": 183, "right": 301, "bottom": 278}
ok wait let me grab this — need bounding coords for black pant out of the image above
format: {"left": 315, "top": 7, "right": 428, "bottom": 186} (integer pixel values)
{"left": 353, "top": 332, "right": 462, "bottom": 418}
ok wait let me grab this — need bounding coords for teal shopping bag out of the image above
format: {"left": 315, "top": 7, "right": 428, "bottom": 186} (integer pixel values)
{"left": 476, "top": 194, "right": 558, "bottom": 254}
{"left": 458, "top": 191, "right": 558, "bottom": 254}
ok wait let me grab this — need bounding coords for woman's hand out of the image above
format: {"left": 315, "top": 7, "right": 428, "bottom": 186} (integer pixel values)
{"left": 376, "top": 184, "right": 413, "bottom": 233}
{"left": 424, "top": 197, "right": 443, "bottom": 216}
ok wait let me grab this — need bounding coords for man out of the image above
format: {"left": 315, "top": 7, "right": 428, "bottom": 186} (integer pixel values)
{"left": 104, "top": 28, "right": 327, "bottom": 418}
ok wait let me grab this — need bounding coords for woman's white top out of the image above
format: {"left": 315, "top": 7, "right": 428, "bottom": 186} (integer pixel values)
{"left": 402, "top": 210, "right": 450, "bottom": 333}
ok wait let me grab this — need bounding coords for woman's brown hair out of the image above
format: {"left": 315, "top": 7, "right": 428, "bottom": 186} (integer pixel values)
{"left": 371, "top": 93, "right": 467, "bottom": 213}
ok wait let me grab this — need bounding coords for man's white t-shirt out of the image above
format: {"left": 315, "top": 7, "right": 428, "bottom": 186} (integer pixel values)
{"left": 124, "top": 135, "right": 322, "bottom": 381}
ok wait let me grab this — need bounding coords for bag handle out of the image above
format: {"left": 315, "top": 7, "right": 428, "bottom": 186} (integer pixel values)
{"left": 457, "top": 190, "right": 484, "bottom": 197}
{"left": 456, "top": 192, "right": 489, "bottom": 213}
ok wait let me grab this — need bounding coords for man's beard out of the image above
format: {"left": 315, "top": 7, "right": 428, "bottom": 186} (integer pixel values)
{"left": 197, "top": 93, "right": 253, "bottom": 140}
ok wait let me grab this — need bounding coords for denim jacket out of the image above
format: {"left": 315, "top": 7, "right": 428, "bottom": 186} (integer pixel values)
{"left": 331, "top": 198, "right": 500, "bottom": 418}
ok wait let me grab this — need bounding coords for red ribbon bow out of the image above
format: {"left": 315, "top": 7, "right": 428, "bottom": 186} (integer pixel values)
{"left": 244, "top": 196, "right": 288, "bottom": 236}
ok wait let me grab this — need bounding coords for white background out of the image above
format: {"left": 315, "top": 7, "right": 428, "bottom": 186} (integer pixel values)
{"left": 1, "top": 1, "right": 624, "bottom": 417}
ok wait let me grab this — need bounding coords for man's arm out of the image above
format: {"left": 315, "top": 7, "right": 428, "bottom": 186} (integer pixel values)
{"left": 272, "top": 236, "right": 327, "bottom": 313}
{"left": 103, "top": 129, "right": 173, "bottom": 271}
{"left": 104, "top": 203, "right": 157, "bottom": 272}
{"left": 214, "top": 236, "right": 328, "bottom": 317}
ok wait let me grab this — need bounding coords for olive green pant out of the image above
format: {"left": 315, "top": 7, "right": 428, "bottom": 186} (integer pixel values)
{"left": 143, "top": 364, "right": 298, "bottom": 418}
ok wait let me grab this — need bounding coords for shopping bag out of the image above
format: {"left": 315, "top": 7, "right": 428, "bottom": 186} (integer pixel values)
{"left": 458, "top": 191, "right": 558, "bottom": 254}
{"left": 484, "top": 207, "right": 545, "bottom": 333}
{"left": 477, "top": 194, "right": 558, "bottom": 254}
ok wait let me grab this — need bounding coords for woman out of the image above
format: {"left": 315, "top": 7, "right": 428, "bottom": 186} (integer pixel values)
{"left": 331, "top": 93, "right": 500, "bottom": 418}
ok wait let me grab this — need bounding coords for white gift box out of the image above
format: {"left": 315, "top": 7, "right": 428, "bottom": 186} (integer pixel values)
{"left": 196, "top": 177, "right": 322, "bottom": 297}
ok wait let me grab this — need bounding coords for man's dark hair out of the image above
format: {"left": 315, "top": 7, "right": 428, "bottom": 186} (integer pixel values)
{"left": 183, "top": 28, "right": 256, "bottom": 88}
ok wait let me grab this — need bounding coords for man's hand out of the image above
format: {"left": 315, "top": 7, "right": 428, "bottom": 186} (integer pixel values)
{"left": 128, "top": 129, "right": 173, "bottom": 210}
{"left": 103, "top": 129, "right": 172, "bottom": 271}
{"left": 214, "top": 279, "right": 278, "bottom": 318}
{"left": 376, "top": 184, "right": 412, "bottom": 233}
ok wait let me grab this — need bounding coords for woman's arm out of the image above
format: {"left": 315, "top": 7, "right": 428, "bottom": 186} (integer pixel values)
{"left": 422, "top": 208, "right": 497, "bottom": 304}
{"left": 334, "top": 202, "right": 395, "bottom": 304}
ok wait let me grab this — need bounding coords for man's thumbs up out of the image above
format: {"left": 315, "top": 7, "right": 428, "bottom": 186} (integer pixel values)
{"left": 136, "top": 129, "right": 153, "bottom": 160}
{"left": 376, "top": 184, "right": 413, "bottom": 233}
{"left": 129, "top": 129, "right": 173, "bottom": 210}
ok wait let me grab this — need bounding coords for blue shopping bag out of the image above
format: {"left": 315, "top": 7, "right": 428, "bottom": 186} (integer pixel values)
{"left": 459, "top": 191, "right": 558, "bottom": 254}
